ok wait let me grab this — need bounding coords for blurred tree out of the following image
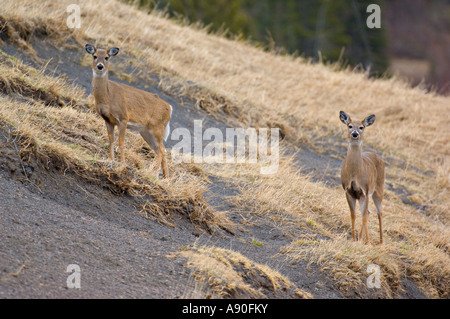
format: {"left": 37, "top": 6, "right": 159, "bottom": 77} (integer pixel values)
{"left": 132, "top": 0, "right": 252, "bottom": 35}
{"left": 125, "top": 0, "right": 390, "bottom": 76}
{"left": 242, "top": 0, "right": 389, "bottom": 75}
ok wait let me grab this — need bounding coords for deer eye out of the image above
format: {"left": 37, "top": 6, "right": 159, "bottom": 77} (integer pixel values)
{"left": 348, "top": 125, "right": 353, "bottom": 129}
{"left": 105, "top": 56, "right": 109, "bottom": 61}
{"left": 359, "top": 126, "right": 364, "bottom": 130}
{"left": 93, "top": 55, "right": 97, "bottom": 59}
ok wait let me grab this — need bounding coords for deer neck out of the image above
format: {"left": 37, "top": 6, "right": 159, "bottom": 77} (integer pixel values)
{"left": 344, "top": 142, "right": 364, "bottom": 177}
{"left": 92, "top": 71, "right": 110, "bottom": 105}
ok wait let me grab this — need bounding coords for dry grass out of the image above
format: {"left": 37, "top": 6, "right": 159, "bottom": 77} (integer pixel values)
{"left": 177, "top": 245, "right": 312, "bottom": 299}
{"left": 2, "top": 1, "right": 447, "bottom": 202}
{"left": 0, "top": 48, "right": 231, "bottom": 234}
{"left": 0, "top": 50, "right": 86, "bottom": 108}
{"left": 195, "top": 153, "right": 449, "bottom": 297}
{"left": 1, "top": 0, "right": 449, "bottom": 298}
{"left": 221, "top": 155, "right": 449, "bottom": 297}
{"left": 2, "top": 0, "right": 448, "bottom": 152}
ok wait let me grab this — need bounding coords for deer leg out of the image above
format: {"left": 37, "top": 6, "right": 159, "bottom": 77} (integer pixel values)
{"left": 118, "top": 121, "right": 127, "bottom": 166}
{"left": 373, "top": 194, "right": 383, "bottom": 244}
{"left": 140, "top": 129, "right": 159, "bottom": 154}
{"left": 149, "top": 129, "right": 162, "bottom": 177}
{"left": 365, "top": 214, "right": 370, "bottom": 244}
{"left": 345, "top": 192, "right": 357, "bottom": 241}
{"left": 105, "top": 121, "right": 115, "bottom": 161}
{"left": 359, "top": 196, "right": 370, "bottom": 244}
{"left": 151, "top": 129, "right": 169, "bottom": 179}
{"left": 155, "top": 137, "right": 169, "bottom": 178}
{"left": 160, "top": 142, "right": 168, "bottom": 178}
{"left": 142, "top": 129, "right": 168, "bottom": 178}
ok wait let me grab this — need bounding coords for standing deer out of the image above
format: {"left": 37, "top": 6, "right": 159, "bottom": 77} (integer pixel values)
{"left": 340, "top": 111, "right": 385, "bottom": 244}
{"left": 85, "top": 44, "right": 172, "bottom": 178}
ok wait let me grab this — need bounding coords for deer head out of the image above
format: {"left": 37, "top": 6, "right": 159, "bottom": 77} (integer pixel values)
{"left": 85, "top": 44, "right": 119, "bottom": 78}
{"left": 340, "top": 111, "right": 375, "bottom": 143}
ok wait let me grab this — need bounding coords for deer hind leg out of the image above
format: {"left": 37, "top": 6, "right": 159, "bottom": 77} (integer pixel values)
{"left": 140, "top": 129, "right": 159, "bottom": 154}
{"left": 155, "top": 138, "right": 168, "bottom": 178}
{"left": 140, "top": 128, "right": 168, "bottom": 178}
{"left": 345, "top": 192, "right": 357, "bottom": 241}
{"left": 160, "top": 141, "right": 168, "bottom": 178}
{"left": 359, "top": 196, "right": 370, "bottom": 244}
{"left": 105, "top": 121, "right": 115, "bottom": 161}
{"left": 373, "top": 193, "right": 383, "bottom": 244}
{"left": 150, "top": 128, "right": 169, "bottom": 178}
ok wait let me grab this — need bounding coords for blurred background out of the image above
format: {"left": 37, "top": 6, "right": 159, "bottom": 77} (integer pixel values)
{"left": 125, "top": 0, "right": 450, "bottom": 95}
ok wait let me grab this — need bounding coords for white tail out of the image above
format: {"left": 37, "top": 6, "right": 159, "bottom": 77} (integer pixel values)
{"left": 85, "top": 44, "right": 172, "bottom": 178}
{"left": 340, "top": 111, "right": 385, "bottom": 244}
{"left": 163, "top": 104, "right": 172, "bottom": 142}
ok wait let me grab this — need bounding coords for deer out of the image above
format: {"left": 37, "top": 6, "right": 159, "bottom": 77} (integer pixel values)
{"left": 85, "top": 44, "right": 172, "bottom": 178}
{"left": 339, "top": 111, "right": 385, "bottom": 244}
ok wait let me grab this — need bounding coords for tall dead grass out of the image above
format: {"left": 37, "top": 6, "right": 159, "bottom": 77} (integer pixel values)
{"left": 2, "top": 1, "right": 447, "bottom": 206}
{"left": 177, "top": 245, "right": 312, "bottom": 299}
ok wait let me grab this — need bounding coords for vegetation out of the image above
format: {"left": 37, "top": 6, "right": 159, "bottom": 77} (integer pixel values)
{"left": 131, "top": 0, "right": 389, "bottom": 75}
{"left": 178, "top": 245, "right": 312, "bottom": 298}
{"left": 130, "top": 0, "right": 450, "bottom": 91}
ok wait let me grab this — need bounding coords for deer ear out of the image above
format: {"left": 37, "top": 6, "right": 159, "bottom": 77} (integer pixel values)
{"left": 363, "top": 114, "right": 376, "bottom": 127}
{"left": 85, "top": 44, "right": 96, "bottom": 55}
{"left": 108, "top": 47, "right": 119, "bottom": 56}
{"left": 340, "top": 111, "right": 351, "bottom": 125}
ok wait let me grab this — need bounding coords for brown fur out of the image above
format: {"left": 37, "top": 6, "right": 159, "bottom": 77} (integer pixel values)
{"left": 340, "top": 112, "right": 385, "bottom": 244}
{"left": 86, "top": 44, "right": 171, "bottom": 178}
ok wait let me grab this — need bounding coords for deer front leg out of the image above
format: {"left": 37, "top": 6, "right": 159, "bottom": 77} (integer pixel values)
{"left": 345, "top": 192, "right": 357, "bottom": 241}
{"left": 373, "top": 194, "right": 383, "bottom": 244}
{"left": 118, "top": 121, "right": 127, "bottom": 166}
{"left": 105, "top": 121, "right": 115, "bottom": 161}
{"left": 359, "top": 196, "right": 370, "bottom": 244}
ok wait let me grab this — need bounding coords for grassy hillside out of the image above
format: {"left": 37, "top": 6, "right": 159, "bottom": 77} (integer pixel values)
{"left": 1, "top": 0, "right": 448, "bottom": 298}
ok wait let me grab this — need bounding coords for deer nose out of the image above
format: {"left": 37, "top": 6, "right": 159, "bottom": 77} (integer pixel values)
{"left": 351, "top": 131, "right": 359, "bottom": 139}
{"left": 97, "top": 64, "right": 104, "bottom": 70}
